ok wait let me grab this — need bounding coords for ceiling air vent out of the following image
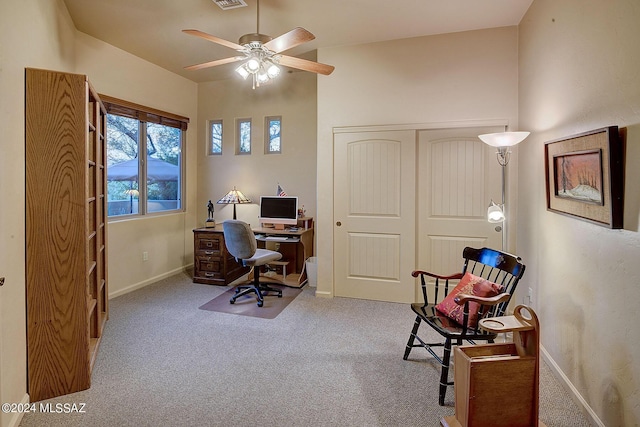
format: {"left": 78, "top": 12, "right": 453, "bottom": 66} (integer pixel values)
{"left": 213, "top": 0, "right": 248, "bottom": 10}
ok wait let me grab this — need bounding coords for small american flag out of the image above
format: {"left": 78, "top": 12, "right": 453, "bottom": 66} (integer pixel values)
{"left": 277, "top": 184, "right": 287, "bottom": 197}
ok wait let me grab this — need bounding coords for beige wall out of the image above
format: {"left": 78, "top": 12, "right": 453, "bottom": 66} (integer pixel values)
{"left": 74, "top": 32, "right": 199, "bottom": 297}
{"left": 5, "top": 1, "right": 638, "bottom": 425}
{"left": 518, "top": 0, "right": 640, "bottom": 425}
{"left": 196, "top": 73, "right": 317, "bottom": 228}
{"left": 316, "top": 26, "right": 520, "bottom": 297}
{"left": 0, "top": 1, "right": 77, "bottom": 425}
{"left": 0, "top": 2, "right": 198, "bottom": 425}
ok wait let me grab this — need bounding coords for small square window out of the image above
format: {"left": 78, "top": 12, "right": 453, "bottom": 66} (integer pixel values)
{"left": 265, "top": 116, "right": 282, "bottom": 154}
{"left": 236, "top": 118, "right": 251, "bottom": 155}
{"left": 209, "top": 120, "right": 222, "bottom": 155}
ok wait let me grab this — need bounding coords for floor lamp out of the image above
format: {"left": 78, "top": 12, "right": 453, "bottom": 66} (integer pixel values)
{"left": 217, "top": 186, "right": 251, "bottom": 220}
{"left": 478, "top": 131, "right": 530, "bottom": 251}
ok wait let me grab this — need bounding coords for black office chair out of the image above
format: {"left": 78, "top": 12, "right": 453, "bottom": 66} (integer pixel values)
{"left": 403, "top": 246, "right": 526, "bottom": 405}
{"left": 222, "top": 220, "right": 283, "bottom": 307}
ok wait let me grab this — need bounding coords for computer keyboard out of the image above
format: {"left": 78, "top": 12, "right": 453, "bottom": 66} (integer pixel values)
{"left": 265, "top": 236, "right": 289, "bottom": 241}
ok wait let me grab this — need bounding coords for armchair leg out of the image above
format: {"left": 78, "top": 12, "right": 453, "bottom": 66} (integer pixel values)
{"left": 403, "top": 316, "right": 422, "bottom": 360}
{"left": 439, "top": 338, "right": 453, "bottom": 406}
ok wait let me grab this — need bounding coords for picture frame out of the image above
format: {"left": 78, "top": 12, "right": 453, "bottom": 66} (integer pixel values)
{"left": 544, "top": 126, "right": 623, "bottom": 228}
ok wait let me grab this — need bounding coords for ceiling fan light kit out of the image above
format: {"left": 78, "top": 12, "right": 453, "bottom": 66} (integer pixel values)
{"left": 233, "top": 35, "right": 282, "bottom": 88}
{"left": 184, "top": 0, "right": 334, "bottom": 88}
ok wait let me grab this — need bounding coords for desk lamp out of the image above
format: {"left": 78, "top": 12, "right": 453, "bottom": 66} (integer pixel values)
{"left": 217, "top": 187, "right": 251, "bottom": 220}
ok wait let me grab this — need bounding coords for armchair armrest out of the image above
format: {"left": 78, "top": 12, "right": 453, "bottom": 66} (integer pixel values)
{"left": 454, "top": 292, "right": 511, "bottom": 306}
{"left": 451, "top": 292, "right": 512, "bottom": 332}
{"left": 411, "top": 270, "right": 464, "bottom": 280}
{"left": 412, "top": 270, "right": 464, "bottom": 306}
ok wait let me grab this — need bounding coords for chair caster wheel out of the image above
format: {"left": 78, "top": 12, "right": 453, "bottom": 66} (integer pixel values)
{"left": 278, "top": 294, "right": 283, "bottom": 298}
{"left": 230, "top": 299, "right": 235, "bottom": 304}
{"left": 257, "top": 301, "right": 263, "bottom": 307}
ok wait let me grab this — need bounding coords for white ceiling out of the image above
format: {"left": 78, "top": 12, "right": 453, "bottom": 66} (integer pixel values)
{"left": 63, "top": 0, "right": 533, "bottom": 83}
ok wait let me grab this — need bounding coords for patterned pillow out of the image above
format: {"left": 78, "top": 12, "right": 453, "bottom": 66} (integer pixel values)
{"left": 435, "top": 272, "right": 504, "bottom": 328}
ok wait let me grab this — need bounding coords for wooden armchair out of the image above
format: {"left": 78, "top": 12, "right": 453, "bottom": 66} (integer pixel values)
{"left": 403, "top": 247, "right": 526, "bottom": 405}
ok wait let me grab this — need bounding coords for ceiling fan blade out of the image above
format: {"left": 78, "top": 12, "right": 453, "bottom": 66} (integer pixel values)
{"left": 184, "top": 56, "right": 245, "bottom": 71}
{"left": 264, "top": 27, "right": 315, "bottom": 53}
{"left": 182, "top": 29, "right": 244, "bottom": 51}
{"left": 278, "top": 55, "right": 335, "bottom": 76}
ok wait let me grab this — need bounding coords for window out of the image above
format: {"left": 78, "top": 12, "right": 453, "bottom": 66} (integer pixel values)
{"left": 209, "top": 119, "right": 222, "bottom": 155}
{"left": 236, "top": 118, "right": 251, "bottom": 154}
{"left": 102, "top": 95, "right": 189, "bottom": 218}
{"left": 265, "top": 116, "right": 282, "bottom": 154}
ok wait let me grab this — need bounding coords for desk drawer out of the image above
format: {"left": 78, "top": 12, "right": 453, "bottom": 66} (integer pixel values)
{"left": 198, "top": 270, "right": 223, "bottom": 280}
{"left": 197, "top": 237, "right": 222, "bottom": 254}
{"left": 197, "top": 248, "right": 221, "bottom": 258}
{"left": 196, "top": 256, "right": 222, "bottom": 273}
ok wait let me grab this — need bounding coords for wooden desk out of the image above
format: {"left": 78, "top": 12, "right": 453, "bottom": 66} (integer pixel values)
{"left": 192, "top": 224, "right": 314, "bottom": 287}
{"left": 253, "top": 226, "right": 314, "bottom": 287}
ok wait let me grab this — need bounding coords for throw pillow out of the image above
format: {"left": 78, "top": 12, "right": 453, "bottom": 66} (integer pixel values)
{"left": 435, "top": 272, "right": 504, "bottom": 328}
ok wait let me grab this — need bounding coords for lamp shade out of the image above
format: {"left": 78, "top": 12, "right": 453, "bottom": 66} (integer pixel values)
{"left": 217, "top": 187, "right": 251, "bottom": 205}
{"left": 478, "top": 131, "right": 530, "bottom": 147}
{"left": 217, "top": 187, "right": 251, "bottom": 220}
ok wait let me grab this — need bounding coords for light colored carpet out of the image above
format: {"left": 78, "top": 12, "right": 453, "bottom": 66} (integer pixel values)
{"left": 19, "top": 271, "right": 592, "bottom": 426}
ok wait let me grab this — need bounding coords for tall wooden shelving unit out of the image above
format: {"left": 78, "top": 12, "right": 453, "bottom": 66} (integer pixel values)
{"left": 25, "top": 68, "right": 108, "bottom": 402}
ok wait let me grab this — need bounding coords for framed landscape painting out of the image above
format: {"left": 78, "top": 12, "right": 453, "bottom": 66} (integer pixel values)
{"left": 544, "top": 126, "right": 623, "bottom": 228}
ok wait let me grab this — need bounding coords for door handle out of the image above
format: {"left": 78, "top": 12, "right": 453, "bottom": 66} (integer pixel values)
{"left": 336, "top": 221, "right": 342, "bottom": 227}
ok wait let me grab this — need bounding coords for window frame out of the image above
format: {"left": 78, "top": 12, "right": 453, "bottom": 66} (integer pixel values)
{"left": 264, "top": 115, "right": 282, "bottom": 154}
{"left": 209, "top": 119, "right": 223, "bottom": 156}
{"left": 101, "top": 94, "right": 189, "bottom": 219}
{"left": 236, "top": 118, "right": 252, "bottom": 155}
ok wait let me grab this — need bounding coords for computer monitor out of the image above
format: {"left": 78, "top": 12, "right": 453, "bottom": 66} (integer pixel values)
{"left": 259, "top": 196, "right": 298, "bottom": 229}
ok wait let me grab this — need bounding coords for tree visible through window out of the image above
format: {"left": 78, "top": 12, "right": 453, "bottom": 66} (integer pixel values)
{"left": 265, "top": 116, "right": 281, "bottom": 154}
{"left": 210, "top": 120, "right": 222, "bottom": 155}
{"left": 237, "top": 118, "right": 251, "bottom": 154}
{"left": 106, "top": 115, "right": 140, "bottom": 215}
{"left": 103, "top": 96, "right": 188, "bottom": 217}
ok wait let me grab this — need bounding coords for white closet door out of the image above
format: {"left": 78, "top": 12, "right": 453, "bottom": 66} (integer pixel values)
{"left": 333, "top": 130, "right": 416, "bottom": 303}
{"left": 417, "top": 126, "right": 504, "bottom": 289}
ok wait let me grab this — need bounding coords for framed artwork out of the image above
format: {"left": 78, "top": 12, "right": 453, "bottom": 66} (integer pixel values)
{"left": 544, "top": 126, "right": 623, "bottom": 228}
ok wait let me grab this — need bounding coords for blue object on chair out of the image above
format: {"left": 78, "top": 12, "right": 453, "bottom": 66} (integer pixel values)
{"left": 222, "top": 220, "right": 283, "bottom": 307}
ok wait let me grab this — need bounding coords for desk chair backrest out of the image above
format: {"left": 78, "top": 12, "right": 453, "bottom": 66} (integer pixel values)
{"left": 222, "top": 220, "right": 257, "bottom": 261}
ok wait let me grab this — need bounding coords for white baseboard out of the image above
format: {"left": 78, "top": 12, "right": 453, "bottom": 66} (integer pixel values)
{"left": 313, "top": 290, "right": 333, "bottom": 298}
{"left": 540, "top": 345, "right": 604, "bottom": 426}
{"left": 5, "top": 393, "right": 29, "bottom": 427}
{"left": 108, "top": 265, "right": 192, "bottom": 299}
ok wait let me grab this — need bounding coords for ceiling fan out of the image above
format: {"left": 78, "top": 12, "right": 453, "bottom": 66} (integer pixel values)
{"left": 182, "top": 0, "right": 334, "bottom": 88}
